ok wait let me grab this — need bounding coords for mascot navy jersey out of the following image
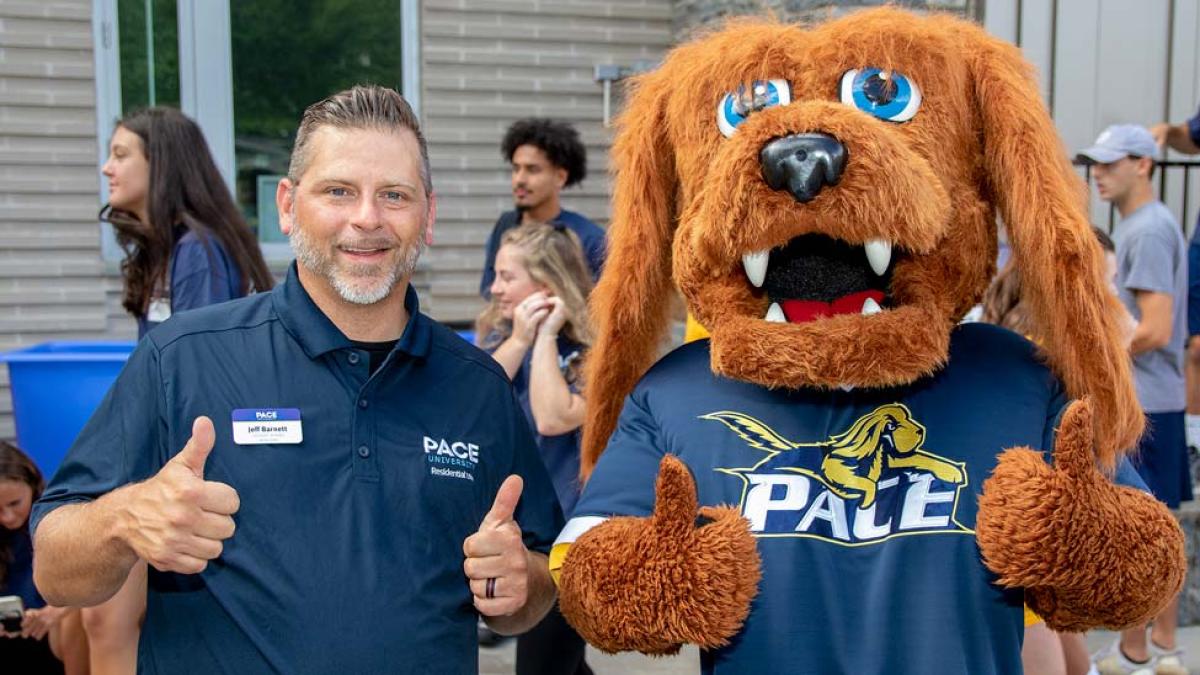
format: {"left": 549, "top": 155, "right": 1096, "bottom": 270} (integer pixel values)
{"left": 564, "top": 323, "right": 1141, "bottom": 674}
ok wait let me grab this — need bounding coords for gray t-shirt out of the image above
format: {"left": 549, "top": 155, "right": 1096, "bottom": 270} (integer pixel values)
{"left": 1115, "top": 201, "right": 1187, "bottom": 413}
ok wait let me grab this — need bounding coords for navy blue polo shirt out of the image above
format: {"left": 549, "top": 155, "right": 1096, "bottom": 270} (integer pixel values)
{"left": 33, "top": 265, "right": 563, "bottom": 674}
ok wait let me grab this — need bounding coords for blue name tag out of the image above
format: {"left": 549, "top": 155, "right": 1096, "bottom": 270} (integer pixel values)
{"left": 232, "top": 408, "right": 303, "bottom": 445}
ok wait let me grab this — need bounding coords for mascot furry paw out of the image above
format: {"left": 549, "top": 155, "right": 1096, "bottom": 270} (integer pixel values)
{"left": 549, "top": 7, "right": 1186, "bottom": 672}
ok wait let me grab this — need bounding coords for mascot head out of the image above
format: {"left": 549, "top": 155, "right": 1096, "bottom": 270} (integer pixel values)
{"left": 583, "top": 7, "right": 1140, "bottom": 476}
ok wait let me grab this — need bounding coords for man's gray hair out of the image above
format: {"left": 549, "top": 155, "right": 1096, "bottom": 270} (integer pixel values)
{"left": 288, "top": 85, "right": 432, "bottom": 195}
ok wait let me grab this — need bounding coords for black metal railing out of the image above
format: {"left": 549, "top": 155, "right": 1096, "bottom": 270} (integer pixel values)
{"left": 1077, "top": 159, "right": 1200, "bottom": 234}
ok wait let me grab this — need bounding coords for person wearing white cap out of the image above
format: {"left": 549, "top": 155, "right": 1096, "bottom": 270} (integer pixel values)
{"left": 1078, "top": 124, "right": 1190, "bottom": 675}
{"left": 1151, "top": 108, "right": 1200, "bottom": 485}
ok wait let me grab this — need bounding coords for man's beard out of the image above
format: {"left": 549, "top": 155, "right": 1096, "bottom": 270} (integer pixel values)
{"left": 289, "top": 221, "right": 423, "bottom": 305}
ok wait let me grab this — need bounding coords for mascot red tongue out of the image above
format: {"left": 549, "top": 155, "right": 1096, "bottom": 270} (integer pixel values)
{"left": 549, "top": 7, "right": 1186, "bottom": 672}
{"left": 783, "top": 290, "right": 884, "bottom": 322}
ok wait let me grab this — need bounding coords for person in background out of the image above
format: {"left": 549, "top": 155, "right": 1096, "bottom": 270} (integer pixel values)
{"left": 983, "top": 226, "right": 1128, "bottom": 675}
{"left": 0, "top": 441, "right": 88, "bottom": 674}
{"left": 477, "top": 223, "right": 594, "bottom": 675}
{"left": 1078, "top": 125, "right": 1190, "bottom": 675}
{"left": 1151, "top": 109, "right": 1200, "bottom": 465}
{"left": 89, "top": 106, "right": 275, "bottom": 674}
{"left": 479, "top": 118, "right": 605, "bottom": 299}
{"left": 33, "top": 85, "right": 559, "bottom": 675}
{"left": 102, "top": 106, "right": 275, "bottom": 338}
{"left": 473, "top": 116, "right": 604, "bottom": 650}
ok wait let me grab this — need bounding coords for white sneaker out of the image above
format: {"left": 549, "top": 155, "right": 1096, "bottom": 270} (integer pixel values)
{"left": 1094, "top": 637, "right": 1157, "bottom": 675}
{"left": 1149, "top": 640, "right": 1188, "bottom": 675}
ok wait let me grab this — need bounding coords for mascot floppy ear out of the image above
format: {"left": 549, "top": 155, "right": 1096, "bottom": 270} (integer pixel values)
{"left": 581, "top": 72, "right": 678, "bottom": 479}
{"left": 965, "top": 27, "right": 1142, "bottom": 467}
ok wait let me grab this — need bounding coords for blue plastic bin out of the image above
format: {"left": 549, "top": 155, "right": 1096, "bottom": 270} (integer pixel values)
{"left": 0, "top": 341, "right": 135, "bottom": 477}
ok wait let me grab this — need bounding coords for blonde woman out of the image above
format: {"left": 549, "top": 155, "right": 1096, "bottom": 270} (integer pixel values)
{"left": 477, "top": 223, "right": 593, "bottom": 675}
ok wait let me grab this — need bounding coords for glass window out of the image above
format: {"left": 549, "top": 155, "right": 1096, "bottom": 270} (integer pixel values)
{"left": 118, "top": 0, "right": 180, "bottom": 111}
{"left": 230, "top": 0, "right": 403, "bottom": 245}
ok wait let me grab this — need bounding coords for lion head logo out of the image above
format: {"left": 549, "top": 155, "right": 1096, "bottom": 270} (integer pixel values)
{"left": 707, "top": 404, "right": 965, "bottom": 509}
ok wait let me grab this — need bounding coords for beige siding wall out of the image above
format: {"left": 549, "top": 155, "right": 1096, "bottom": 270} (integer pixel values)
{"left": 419, "top": 0, "right": 673, "bottom": 323}
{"left": 0, "top": 0, "right": 132, "bottom": 439}
{"left": 0, "top": 0, "right": 676, "bottom": 437}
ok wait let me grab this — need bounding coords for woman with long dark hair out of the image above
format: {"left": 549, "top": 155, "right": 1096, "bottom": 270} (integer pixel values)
{"left": 0, "top": 441, "right": 88, "bottom": 673}
{"left": 101, "top": 106, "right": 274, "bottom": 337}
{"left": 88, "top": 106, "right": 273, "bottom": 674}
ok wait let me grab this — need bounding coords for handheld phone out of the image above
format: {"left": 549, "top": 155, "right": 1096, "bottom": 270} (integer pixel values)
{"left": 0, "top": 595, "right": 23, "bottom": 633}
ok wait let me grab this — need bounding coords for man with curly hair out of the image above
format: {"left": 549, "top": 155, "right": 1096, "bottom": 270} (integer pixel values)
{"left": 479, "top": 118, "right": 606, "bottom": 298}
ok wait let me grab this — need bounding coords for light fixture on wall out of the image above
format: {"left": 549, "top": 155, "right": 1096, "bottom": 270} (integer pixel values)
{"left": 595, "top": 61, "right": 657, "bottom": 127}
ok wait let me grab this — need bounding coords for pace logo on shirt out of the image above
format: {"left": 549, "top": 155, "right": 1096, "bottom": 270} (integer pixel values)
{"left": 709, "top": 404, "right": 971, "bottom": 545}
{"left": 423, "top": 436, "right": 480, "bottom": 482}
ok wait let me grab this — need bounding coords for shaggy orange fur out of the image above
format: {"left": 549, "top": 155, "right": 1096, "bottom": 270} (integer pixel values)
{"left": 976, "top": 399, "right": 1187, "bottom": 631}
{"left": 582, "top": 9, "right": 1141, "bottom": 476}
{"left": 564, "top": 5, "right": 1184, "bottom": 653}
{"left": 557, "top": 456, "right": 761, "bottom": 654}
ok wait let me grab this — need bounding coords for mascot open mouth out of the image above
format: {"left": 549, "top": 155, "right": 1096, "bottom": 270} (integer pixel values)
{"left": 746, "top": 234, "right": 895, "bottom": 323}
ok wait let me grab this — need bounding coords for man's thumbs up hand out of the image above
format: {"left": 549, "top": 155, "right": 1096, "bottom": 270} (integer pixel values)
{"left": 172, "top": 415, "right": 216, "bottom": 477}
{"left": 119, "top": 416, "right": 240, "bottom": 575}
{"left": 479, "top": 474, "right": 522, "bottom": 531}
{"left": 463, "top": 475, "right": 531, "bottom": 617}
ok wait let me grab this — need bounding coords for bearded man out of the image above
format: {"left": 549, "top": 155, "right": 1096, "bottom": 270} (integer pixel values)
{"left": 31, "top": 85, "right": 561, "bottom": 675}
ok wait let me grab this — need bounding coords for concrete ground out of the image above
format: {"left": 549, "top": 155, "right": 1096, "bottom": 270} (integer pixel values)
{"left": 479, "top": 627, "right": 1200, "bottom": 673}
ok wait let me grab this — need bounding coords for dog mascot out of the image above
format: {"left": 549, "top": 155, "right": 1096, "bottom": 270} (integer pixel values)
{"left": 548, "top": 8, "right": 1187, "bottom": 673}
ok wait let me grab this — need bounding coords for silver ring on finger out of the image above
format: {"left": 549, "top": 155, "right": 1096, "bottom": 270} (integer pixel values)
{"left": 485, "top": 577, "right": 497, "bottom": 600}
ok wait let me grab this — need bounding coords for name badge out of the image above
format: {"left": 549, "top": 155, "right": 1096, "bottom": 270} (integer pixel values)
{"left": 232, "top": 408, "right": 303, "bottom": 445}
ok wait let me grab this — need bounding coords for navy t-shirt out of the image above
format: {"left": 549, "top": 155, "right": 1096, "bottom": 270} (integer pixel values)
{"left": 138, "top": 229, "right": 245, "bottom": 338}
{"left": 0, "top": 526, "right": 44, "bottom": 610}
{"left": 564, "top": 323, "right": 1144, "bottom": 674}
{"left": 1187, "top": 105, "right": 1200, "bottom": 336}
{"left": 510, "top": 335, "right": 586, "bottom": 518}
{"left": 479, "top": 209, "right": 606, "bottom": 298}
{"left": 33, "top": 265, "right": 563, "bottom": 674}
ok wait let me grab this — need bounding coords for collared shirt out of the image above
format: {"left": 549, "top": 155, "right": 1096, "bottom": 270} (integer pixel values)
{"left": 33, "top": 265, "right": 562, "bottom": 675}
{"left": 479, "top": 209, "right": 607, "bottom": 298}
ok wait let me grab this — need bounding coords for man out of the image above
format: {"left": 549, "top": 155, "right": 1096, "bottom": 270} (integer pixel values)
{"left": 479, "top": 118, "right": 606, "bottom": 298}
{"left": 1078, "top": 124, "right": 1191, "bottom": 675}
{"left": 1152, "top": 110, "right": 1200, "bottom": 463}
{"left": 31, "top": 86, "right": 561, "bottom": 674}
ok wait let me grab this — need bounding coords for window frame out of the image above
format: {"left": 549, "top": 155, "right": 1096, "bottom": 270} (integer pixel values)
{"left": 92, "top": 0, "right": 422, "bottom": 263}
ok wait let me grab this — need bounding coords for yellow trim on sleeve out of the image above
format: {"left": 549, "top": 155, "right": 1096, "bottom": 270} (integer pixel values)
{"left": 549, "top": 542, "right": 571, "bottom": 586}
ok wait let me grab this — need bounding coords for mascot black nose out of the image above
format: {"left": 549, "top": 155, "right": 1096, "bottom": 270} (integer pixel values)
{"left": 760, "top": 133, "right": 847, "bottom": 203}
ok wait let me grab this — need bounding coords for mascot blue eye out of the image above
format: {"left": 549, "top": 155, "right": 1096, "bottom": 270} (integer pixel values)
{"left": 717, "top": 79, "right": 792, "bottom": 137}
{"left": 839, "top": 68, "right": 921, "bottom": 122}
